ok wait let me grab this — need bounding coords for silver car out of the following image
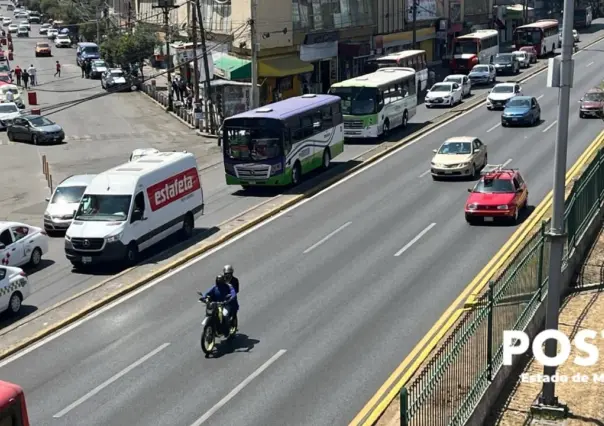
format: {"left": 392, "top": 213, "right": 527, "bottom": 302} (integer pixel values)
{"left": 468, "top": 64, "right": 496, "bottom": 85}
{"left": 512, "top": 51, "right": 530, "bottom": 68}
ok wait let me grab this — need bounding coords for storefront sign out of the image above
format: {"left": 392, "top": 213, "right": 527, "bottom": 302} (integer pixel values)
{"left": 173, "top": 46, "right": 214, "bottom": 82}
{"left": 303, "top": 31, "right": 339, "bottom": 45}
{"left": 407, "top": 0, "right": 438, "bottom": 22}
{"left": 300, "top": 31, "right": 339, "bottom": 62}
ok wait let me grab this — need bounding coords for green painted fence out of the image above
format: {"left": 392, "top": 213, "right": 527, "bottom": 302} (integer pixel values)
{"left": 398, "top": 148, "right": 604, "bottom": 426}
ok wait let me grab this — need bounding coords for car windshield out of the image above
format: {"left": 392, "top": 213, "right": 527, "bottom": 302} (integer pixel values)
{"left": 37, "top": 43, "right": 49, "bottom": 48}
{"left": 329, "top": 86, "right": 378, "bottom": 115}
{"left": 431, "top": 83, "right": 452, "bottom": 92}
{"left": 75, "top": 194, "right": 131, "bottom": 221}
{"left": 584, "top": 92, "right": 604, "bottom": 101}
{"left": 492, "top": 85, "right": 514, "bottom": 93}
{"left": 51, "top": 185, "right": 86, "bottom": 204}
{"left": 111, "top": 70, "right": 124, "bottom": 76}
{"left": 473, "top": 178, "right": 515, "bottom": 193}
{"left": 453, "top": 40, "right": 478, "bottom": 54}
{"left": 438, "top": 142, "right": 472, "bottom": 154}
{"left": 494, "top": 55, "right": 512, "bottom": 63}
{"left": 0, "top": 75, "right": 9, "bottom": 82}
{"left": 506, "top": 98, "right": 530, "bottom": 108}
{"left": 0, "top": 104, "right": 17, "bottom": 113}
{"left": 225, "top": 127, "right": 282, "bottom": 161}
{"left": 472, "top": 65, "right": 489, "bottom": 73}
{"left": 82, "top": 46, "right": 98, "bottom": 54}
{"left": 445, "top": 77, "right": 463, "bottom": 84}
{"left": 29, "top": 116, "right": 54, "bottom": 127}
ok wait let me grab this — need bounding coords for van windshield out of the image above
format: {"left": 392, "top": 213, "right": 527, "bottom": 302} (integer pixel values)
{"left": 75, "top": 194, "right": 132, "bottom": 221}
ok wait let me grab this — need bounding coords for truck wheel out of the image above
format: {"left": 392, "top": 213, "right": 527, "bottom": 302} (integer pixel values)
{"left": 125, "top": 242, "right": 138, "bottom": 266}
{"left": 181, "top": 213, "right": 194, "bottom": 239}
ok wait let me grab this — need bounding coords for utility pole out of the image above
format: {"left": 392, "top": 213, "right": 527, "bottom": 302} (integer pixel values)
{"left": 412, "top": 0, "right": 417, "bottom": 48}
{"left": 127, "top": 2, "right": 132, "bottom": 33}
{"left": 539, "top": 0, "right": 574, "bottom": 411}
{"left": 96, "top": 19, "right": 100, "bottom": 42}
{"left": 153, "top": 0, "right": 178, "bottom": 111}
{"left": 250, "top": 0, "right": 259, "bottom": 108}
{"left": 191, "top": 0, "right": 200, "bottom": 104}
{"left": 195, "top": 0, "right": 216, "bottom": 133}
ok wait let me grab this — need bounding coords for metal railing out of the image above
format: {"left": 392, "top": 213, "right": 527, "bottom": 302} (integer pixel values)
{"left": 398, "top": 147, "right": 604, "bottom": 426}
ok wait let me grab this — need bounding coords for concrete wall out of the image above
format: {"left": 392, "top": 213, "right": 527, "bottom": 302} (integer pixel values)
{"left": 231, "top": 0, "right": 293, "bottom": 50}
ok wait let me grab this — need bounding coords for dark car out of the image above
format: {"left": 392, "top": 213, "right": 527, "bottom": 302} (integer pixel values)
{"left": 579, "top": 88, "right": 604, "bottom": 118}
{"left": 7, "top": 114, "right": 65, "bottom": 144}
{"left": 493, "top": 53, "right": 520, "bottom": 75}
{"left": 501, "top": 96, "right": 541, "bottom": 127}
{"left": 101, "top": 68, "right": 132, "bottom": 91}
{"left": 89, "top": 59, "right": 108, "bottom": 79}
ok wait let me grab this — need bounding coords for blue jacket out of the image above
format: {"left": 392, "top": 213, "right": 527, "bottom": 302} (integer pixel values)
{"left": 204, "top": 283, "right": 238, "bottom": 310}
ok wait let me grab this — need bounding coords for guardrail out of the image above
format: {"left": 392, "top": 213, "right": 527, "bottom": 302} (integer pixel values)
{"left": 398, "top": 147, "right": 604, "bottom": 426}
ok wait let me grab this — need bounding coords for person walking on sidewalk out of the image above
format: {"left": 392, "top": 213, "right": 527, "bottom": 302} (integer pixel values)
{"left": 80, "top": 60, "right": 86, "bottom": 78}
{"left": 171, "top": 78, "right": 181, "bottom": 101}
{"left": 22, "top": 69, "right": 29, "bottom": 89}
{"left": 27, "top": 64, "right": 36, "bottom": 86}
{"left": 13, "top": 65, "right": 21, "bottom": 86}
{"left": 54, "top": 61, "right": 61, "bottom": 77}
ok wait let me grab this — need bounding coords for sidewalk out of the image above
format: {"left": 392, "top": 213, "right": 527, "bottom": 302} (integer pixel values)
{"left": 486, "top": 226, "right": 604, "bottom": 426}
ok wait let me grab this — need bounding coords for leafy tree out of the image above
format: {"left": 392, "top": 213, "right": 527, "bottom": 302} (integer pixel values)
{"left": 101, "top": 25, "right": 158, "bottom": 77}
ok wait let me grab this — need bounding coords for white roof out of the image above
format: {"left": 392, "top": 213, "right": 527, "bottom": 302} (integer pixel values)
{"left": 58, "top": 174, "right": 96, "bottom": 187}
{"left": 376, "top": 50, "right": 425, "bottom": 60}
{"left": 493, "top": 82, "right": 516, "bottom": 87}
{"left": 332, "top": 67, "right": 415, "bottom": 88}
{"left": 444, "top": 74, "right": 466, "bottom": 79}
{"left": 457, "top": 30, "right": 498, "bottom": 40}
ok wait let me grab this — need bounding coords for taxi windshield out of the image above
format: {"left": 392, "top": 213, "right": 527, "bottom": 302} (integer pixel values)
{"left": 474, "top": 178, "right": 514, "bottom": 193}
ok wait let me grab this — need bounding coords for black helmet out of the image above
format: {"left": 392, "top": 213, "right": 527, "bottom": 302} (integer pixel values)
{"left": 215, "top": 274, "right": 226, "bottom": 285}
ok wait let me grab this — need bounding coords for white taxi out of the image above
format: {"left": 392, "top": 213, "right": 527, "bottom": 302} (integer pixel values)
{"left": 0, "top": 221, "right": 49, "bottom": 268}
{"left": 0, "top": 265, "right": 29, "bottom": 315}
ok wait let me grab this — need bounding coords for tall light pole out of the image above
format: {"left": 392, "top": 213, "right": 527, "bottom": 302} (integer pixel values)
{"left": 153, "top": 0, "right": 177, "bottom": 111}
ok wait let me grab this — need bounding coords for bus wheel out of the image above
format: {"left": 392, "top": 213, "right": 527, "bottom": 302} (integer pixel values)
{"left": 322, "top": 149, "right": 331, "bottom": 170}
{"left": 402, "top": 111, "right": 408, "bottom": 128}
{"left": 382, "top": 120, "right": 390, "bottom": 138}
{"left": 291, "top": 162, "right": 301, "bottom": 186}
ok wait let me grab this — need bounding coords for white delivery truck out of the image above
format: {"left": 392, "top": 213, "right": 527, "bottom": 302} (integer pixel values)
{"left": 64, "top": 151, "right": 204, "bottom": 269}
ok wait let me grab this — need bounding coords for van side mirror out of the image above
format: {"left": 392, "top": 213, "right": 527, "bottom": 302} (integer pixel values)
{"left": 467, "top": 188, "right": 472, "bottom": 193}
{"left": 45, "top": 197, "right": 50, "bottom": 201}
{"left": 432, "top": 149, "right": 437, "bottom": 153}
{"left": 131, "top": 208, "right": 143, "bottom": 222}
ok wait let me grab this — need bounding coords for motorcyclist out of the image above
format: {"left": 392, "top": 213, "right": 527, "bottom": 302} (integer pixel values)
{"left": 202, "top": 274, "right": 238, "bottom": 332}
{"left": 223, "top": 264, "right": 239, "bottom": 293}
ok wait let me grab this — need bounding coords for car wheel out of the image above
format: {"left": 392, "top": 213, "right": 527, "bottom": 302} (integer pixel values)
{"left": 8, "top": 292, "right": 22, "bottom": 315}
{"left": 125, "top": 242, "right": 139, "bottom": 266}
{"left": 29, "top": 247, "right": 42, "bottom": 267}
{"left": 32, "top": 135, "right": 38, "bottom": 145}
{"left": 291, "top": 161, "right": 302, "bottom": 186}
{"left": 469, "top": 163, "right": 476, "bottom": 178}
{"left": 7, "top": 131, "right": 14, "bottom": 141}
{"left": 512, "top": 207, "right": 520, "bottom": 224}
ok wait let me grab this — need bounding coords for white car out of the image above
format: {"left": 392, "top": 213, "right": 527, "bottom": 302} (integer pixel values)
{"left": 0, "top": 221, "right": 49, "bottom": 268}
{"left": 512, "top": 51, "right": 530, "bottom": 68}
{"left": 47, "top": 28, "right": 58, "bottom": 39}
{"left": 44, "top": 174, "right": 96, "bottom": 233}
{"left": 16, "top": 25, "right": 27, "bottom": 37}
{"left": 486, "top": 83, "right": 522, "bottom": 110}
{"left": 19, "top": 20, "right": 29, "bottom": 30}
{"left": 7, "top": 23, "right": 17, "bottom": 33}
{"left": 2, "top": 17, "right": 11, "bottom": 26}
{"left": 55, "top": 34, "right": 71, "bottom": 47}
{"left": 0, "top": 102, "right": 21, "bottom": 129}
{"left": 444, "top": 74, "right": 472, "bottom": 98}
{"left": 39, "top": 23, "right": 51, "bottom": 34}
{"left": 0, "top": 85, "right": 24, "bottom": 108}
{"left": 0, "top": 265, "right": 29, "bottom": 315}
{"left": 129, "top": 148, "right": 160, "bottom": 162}
{"left": 425, "top": 82, "right": 463, "bottom": 107}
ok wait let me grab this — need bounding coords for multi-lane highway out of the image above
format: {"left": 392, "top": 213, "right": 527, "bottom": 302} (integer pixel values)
{"left": 5, "top": 17, "right": 604, "bottom": 324}
{"left": 2, "top": 25, "right": 604, "bottom": 426}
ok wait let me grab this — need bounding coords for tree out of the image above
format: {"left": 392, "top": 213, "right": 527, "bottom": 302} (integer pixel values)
{"left": 101, "top": 25, "right": 159, "bottom": 77}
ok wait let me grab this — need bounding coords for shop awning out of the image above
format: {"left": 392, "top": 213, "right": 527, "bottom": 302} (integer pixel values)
{"left": 214, "top": 55, "right": 251, "bottom": 80}
{"left": 258, "top": 55, "right": 313, "bottom": 78}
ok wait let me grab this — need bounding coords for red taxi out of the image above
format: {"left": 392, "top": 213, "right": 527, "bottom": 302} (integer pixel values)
{"left": 465, "top": 165, "right": 529, "bottom": 224}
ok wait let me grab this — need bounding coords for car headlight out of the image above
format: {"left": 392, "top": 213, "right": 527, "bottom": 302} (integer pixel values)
{"left": 106, "top": 232, "right": 123, "bottom": 243}
{"left": 467, "top": 203, "right": 478, "bottom": 210}
{"left": 443, "top": 95, "right": 450, "bottom": 99}
{"left": 497, "top": 205, "right": 511, "bottom": 210}
{"left": 65, "top": 234, "right": 71, "bottom": 241}
{"left": 44, "top": 212, "right": 51, "bottom": 219}
{"left": 458, "top": 162, "right": 469, "bottom": 168}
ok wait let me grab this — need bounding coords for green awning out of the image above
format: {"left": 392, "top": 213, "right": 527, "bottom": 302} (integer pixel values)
{"left": 214, "top": 55, "right": 251, "bottom": 80}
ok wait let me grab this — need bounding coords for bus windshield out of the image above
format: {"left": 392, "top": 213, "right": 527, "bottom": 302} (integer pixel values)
{"left": 224, "top": 127, "right": 282, "bottom": 161}
{"left": 515, "top": 29, "right": 541, "bottom": 45}
{"left": 453, "top": 40, "right": 478, "bottom": 54}
{"left": 329, "top": 87, "right": 377, "bottom": 115}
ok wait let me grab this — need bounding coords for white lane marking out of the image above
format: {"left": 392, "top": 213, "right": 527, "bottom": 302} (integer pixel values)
{"left": 487, "top": 123, "right": 500, "bottom": 133}
{"left": 189, "top": 349, "right": 287, "bottom": 425}
{"left": 537, "top": 94, "right": 544, "bottom": 100}
{"left": 53, "top": 343, "right": 170, "bottom": 418}
{"left": 587, "top": 61, "right": 594, "bottom": 67}
{"left": 3, "top": 36, "right": 604, "bottom": 366}
{"left": 419, "top": 170, "right": 431, "bottom": 178}
{"left": 394, "top": 223, "right": 437, "bottom": 257}
{"left": 502, "top": 158, "right": 513, "bottom": 167}
{"left": 303, "top": 221, "right": 352, "bottom": 254}
{"left": 542, "top": 120, "right": 558, "bottom": 133}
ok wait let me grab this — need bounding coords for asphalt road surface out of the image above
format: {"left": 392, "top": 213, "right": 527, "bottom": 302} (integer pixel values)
{"left": 4, "top": 14, "right": 600, "bottom": 323}
{"left": 2, "top": 24, "right": 604, "bottom": 426}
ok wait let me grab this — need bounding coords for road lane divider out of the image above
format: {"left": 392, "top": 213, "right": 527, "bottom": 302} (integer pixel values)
{"left": 349, "top": 129, "right": 604, "bottom": 426}
{"left": 2, "top": 33, "right": 604, "bottom": 363}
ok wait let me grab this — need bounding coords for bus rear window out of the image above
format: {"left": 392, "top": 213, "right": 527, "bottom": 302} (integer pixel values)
{"left": 453, "top": 40, "right": 478, "bottom": 54}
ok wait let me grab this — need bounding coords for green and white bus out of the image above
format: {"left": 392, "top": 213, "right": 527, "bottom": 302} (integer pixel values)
{"left": 222, "top": 94, "right": 344, "bottom": 188}
{"left": 329, "top": 67, "right": 417, "bottom": 139}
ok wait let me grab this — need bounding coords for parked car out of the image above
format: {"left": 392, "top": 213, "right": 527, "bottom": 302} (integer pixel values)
{"left": 7, "top": 114, "right": 65, "bottom": 144}
{"left": 54, "top": 33, "right": 71, "bottom": 47}
{"left": 101, "top": 68, "right": 131, "bottom": 91}
{"left": 39, "top": 22, "right": 51, "bottom": 34}
{"left": 7, "top": 23, "right": 17, "bottom": 33}
{"left": 89, "top": 59, "right": 108, "bottom": 79}
{"left": 46, "top": 28, "right": 58, "bottom": 39}
{"left": 0, "top": 102, "right": 21, "bottom": 129}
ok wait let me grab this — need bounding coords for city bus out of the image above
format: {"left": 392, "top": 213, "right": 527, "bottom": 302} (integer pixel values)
{"left": 329, "top": 67, "right": 417, "bottom": 139}
{"left": 513, "top": 19, "right": 559, "bottom": 56}
{"left": 222, "top": 94, "right": 344, "bottom": 188}
{"left": 574, "top": 6, "right": 593, "bottom": 28}
{"left": 369, "top": 50, "right": 429, "bottom": 94}
{"left": 0, "top": 381, "right": 29, "bottom": 426}
{"left": 450, "top": 30, "right": 499, "bottom": 73}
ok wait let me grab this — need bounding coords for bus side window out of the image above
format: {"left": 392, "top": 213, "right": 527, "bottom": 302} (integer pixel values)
{"left": 331, "top": 103, "right": 343, "bottom": 124}
{"left": 283, "top": 130, "right": 292, "bottom": 154}
{"left": 421, "top": 53, "right": 427, "bottom": 69}
{"left": 321, "top": 105, "right": 333, "bottom": 128}
{"left": 313, "top": 111, "right": 323, "bottom": 133}
{"left": 377, "top": 91, "right": 385, "bottom": 110}
{"left": 301, "top": 115, "right": 313, "bottom": 138}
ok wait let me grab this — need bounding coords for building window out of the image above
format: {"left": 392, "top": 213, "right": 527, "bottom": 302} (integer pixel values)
{"left": 292, "top": 0, "right": 373, "bottom": 31}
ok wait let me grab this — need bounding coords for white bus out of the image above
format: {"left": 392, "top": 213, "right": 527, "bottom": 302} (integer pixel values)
{"left": 514, "top": 20, "right": 559, "bottom": 56}
{"left": 329, "top": 67, "right": 417, "bottom": 139}
{"left": 370, "top": 50, "right": 429, "bottom": 94}
{"left": 450, "top": 29, "right": 499, "bottom": 73}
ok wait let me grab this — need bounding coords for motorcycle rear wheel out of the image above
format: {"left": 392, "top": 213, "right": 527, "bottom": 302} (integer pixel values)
{"left": 201, "top": 324, "right": 215, "bottom": 355}
{"left": 227, "top": 315, "right": 238, "bottom": 340}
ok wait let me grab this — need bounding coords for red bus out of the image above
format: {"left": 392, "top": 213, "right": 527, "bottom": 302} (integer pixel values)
{"left": 0, "top": 381, "right": 29, "bottom": 426}
{"left": 450, "top": 30, "right": 499, "bottom": 73}
{"left": 513, "top": 19, "right": 559, "bottom": 57}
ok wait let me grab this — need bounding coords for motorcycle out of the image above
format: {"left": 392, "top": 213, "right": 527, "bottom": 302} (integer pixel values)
{"left": 198, "top": 292, "right": 238, "bottom": 355}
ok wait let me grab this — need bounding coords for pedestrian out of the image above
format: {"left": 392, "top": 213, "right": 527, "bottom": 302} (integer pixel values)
{"left": 13, "top": 65, "right": 21, "bottom": 86}
{"left": 85, "top": 60, "right": 91, "bottom": 78}
{"left": 80, "top": 60, "right": 86, "bottom": 78}
{"left": 171, "top": 78, "right": 181, "bottom": 101}
{"left": 54, "top": 60, "right": 61, "bottom": 77}
{"left": 179, "top": 78, "right": 187, "bottom": 102}
{"left": 5, "top": 88, "right": 14, "bottom": 103}
{"left": 22, "top": 69, "right": 29, "bottom": 89}
{"left": 27, "top": 64, "right": 36, "bottom": 86}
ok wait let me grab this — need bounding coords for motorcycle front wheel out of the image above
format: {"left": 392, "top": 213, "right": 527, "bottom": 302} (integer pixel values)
{"left": 201, "top": 323, "right": 215, "bottom": 355}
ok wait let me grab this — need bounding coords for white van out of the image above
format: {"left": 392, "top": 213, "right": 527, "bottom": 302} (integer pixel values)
{"left": 64, "top": 151, "right": 204, "bottom": 269}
